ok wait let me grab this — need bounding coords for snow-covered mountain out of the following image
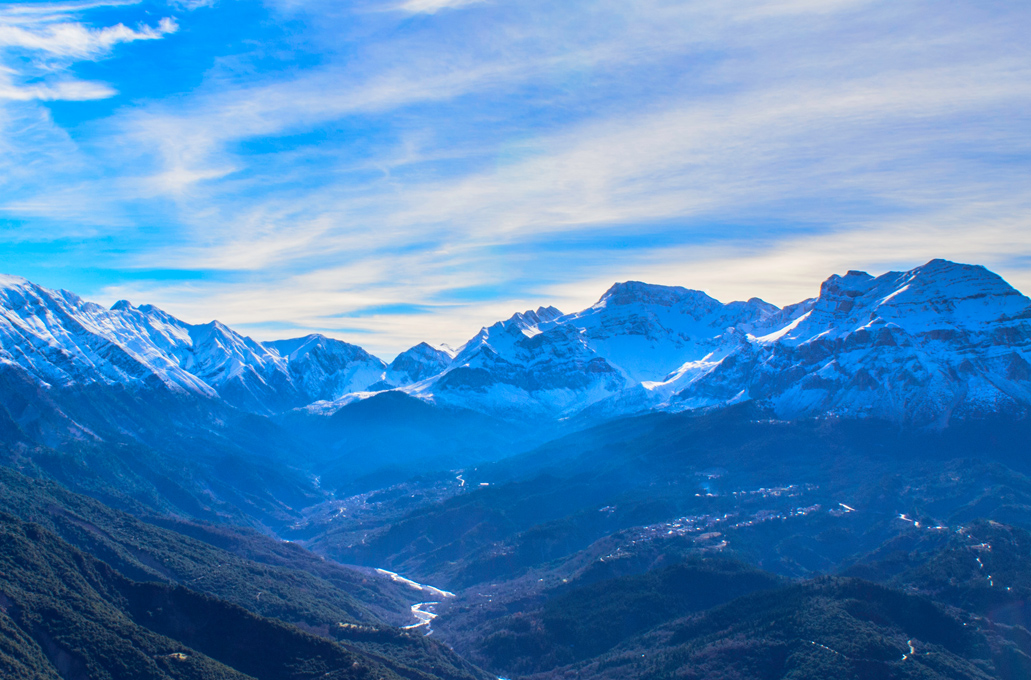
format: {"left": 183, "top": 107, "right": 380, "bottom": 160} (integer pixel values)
{"left": 399, "top": 259, "right": 1031, "bottom": 424}
{"left": 0, "top": 276, "right": 387, "bottom": 414}
{"left": 2, "top": 259, "right": 1029, "bottom": 425}
{"left": 738, "top": 259, "right": 1031, "bottom": 423}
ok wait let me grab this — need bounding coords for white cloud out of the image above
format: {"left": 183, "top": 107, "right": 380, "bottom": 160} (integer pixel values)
{"left": 0, "top": 2, "right": 140, "bottom": 18}
{"left": 0, "top": 16, "right": 176, "bottom": 60}
{"left": 380, "top": 64, "right": 1031, "bottom": 239}
{"left": 0, "top": 70, "right": 115, "bottom": 101}
{"left": 0, "top": 3, "right": 176, "bottom": 102}
{"left": 396, "top": 0, "right": 486, "bottom": 14}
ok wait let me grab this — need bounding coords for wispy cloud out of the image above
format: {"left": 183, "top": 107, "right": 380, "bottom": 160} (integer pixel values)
{"left": 396, "top": 0, "right": 486, "bottom": 14}
{"left": 0, "top": 70, "right": 115, "bottom": 100}
{"left": 116, "top": 40, "right": 1030, "bottom": 270}
{"left": 0, "top": 1, "right": 176, "bottom": 101}
{"left": 0, "top": 15, "right": 175, "bottom": 60}
{"left": 0, "top": 1, "right": 140, "bottom": 17}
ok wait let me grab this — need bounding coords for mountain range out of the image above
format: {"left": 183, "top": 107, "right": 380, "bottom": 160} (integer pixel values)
{"left": 2, "top": 259, "right": 1029, "bottom": 426}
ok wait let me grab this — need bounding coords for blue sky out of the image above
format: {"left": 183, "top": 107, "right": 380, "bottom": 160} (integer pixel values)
{"left": 0, "top": 0, "right": 1029, "bottom": 357}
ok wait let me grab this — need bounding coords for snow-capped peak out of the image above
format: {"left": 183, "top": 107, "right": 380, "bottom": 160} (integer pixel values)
{"left": 594, "top": 281, "right": 721, "bottom": 313}
{"left": 0, "top": 273, "right": 30, "bottom": 289}
{"left": 388, "top": 342, "right": 455, "bottom": 383}
{"left": 773, "top": 259, "right": 1031, "bottom": 347}
{"left": 502, "top": 306, "right": 564, "bottom": 331}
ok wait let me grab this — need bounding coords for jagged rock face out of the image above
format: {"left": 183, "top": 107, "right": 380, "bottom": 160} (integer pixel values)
{"left": 1, "top": 260, "right": 1029, "bottom": 424}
